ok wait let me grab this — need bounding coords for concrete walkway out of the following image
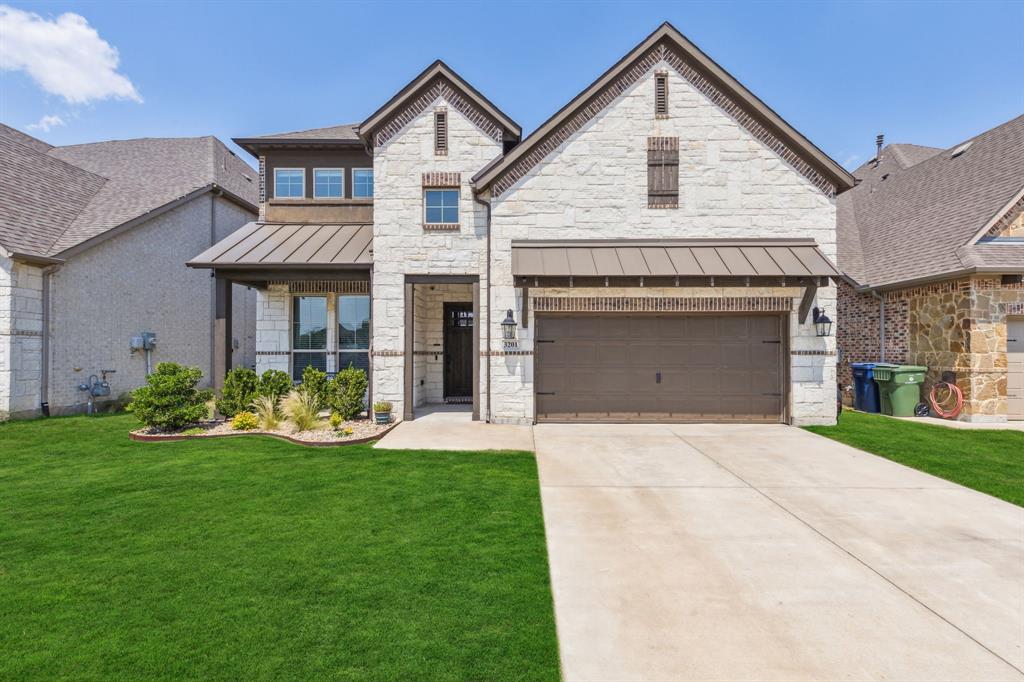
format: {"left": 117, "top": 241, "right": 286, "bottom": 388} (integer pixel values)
{"left": 534, "top": 423, "right": 1024, "bottom": 681}
{"left": 373, "top": 406, "right": 534, "bottom": 451}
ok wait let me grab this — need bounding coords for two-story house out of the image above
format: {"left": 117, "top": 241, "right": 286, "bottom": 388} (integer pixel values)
{"left": 190, "top": 22, "right": 855, "bottom": 426}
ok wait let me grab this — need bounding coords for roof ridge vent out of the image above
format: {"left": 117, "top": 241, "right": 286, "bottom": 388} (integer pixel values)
{"left": 950, "top": 140, "right": 973, "bottom": 158}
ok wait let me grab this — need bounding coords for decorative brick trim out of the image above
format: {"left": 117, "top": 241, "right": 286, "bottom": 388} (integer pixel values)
{"left": 985, "top": 193, "right": 1024, "bottom": 238}
{"left": 491, "top": 42, "right": 836, "bottom": 198}
{"left": 374, "top": 78, "right": 504, "bottom": 147}
{"left": 1, "top": 329, "right": 43, "bottom": 337}
{"left": 268, "top": 280, "right": 368, "bottom": 294}
{"left": 790, "top": 350, "right": 835, "bottom": 356}
{"left": 413, "top": 350, "right": 443, "bottom": 356}
{"left": 1007, "top": 302, "right": 1024, "bottom": 316}
{"left": 258, "top": 155, "right": 266, "bottom": 222}
{"left": 422, "top": 223, "right": 461, "bottom": 232}
{"left": 422, "top": 171, "right": 461, "bottom": 187}
{"left": 483, "top": 350, "right": 534, "bottom": 356}
{"left": 532, "top": 296, "right": 792, "bottom": 313}
{"left": 256, "top": 351, "right": 290, "bottom": 356}
{"left": 372, "top": 350, "right": 404, "bottom": 357}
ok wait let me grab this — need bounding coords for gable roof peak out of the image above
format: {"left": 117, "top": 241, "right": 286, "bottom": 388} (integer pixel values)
{"left": 358, "top": 59, "right": 521, "bottom": 148}
{"left": 472, "top": 21, "right": 854, "bottom": 197}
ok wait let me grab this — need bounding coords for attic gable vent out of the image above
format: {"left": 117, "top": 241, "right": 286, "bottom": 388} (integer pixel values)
{"left": 950, "top": 141, "right": 973, "bottom": 158}
{"left": 434, "top": 109, "right": 448, "bottom": 155}
{"left": 654, "top": 72, "right": 669, "bottom": 118}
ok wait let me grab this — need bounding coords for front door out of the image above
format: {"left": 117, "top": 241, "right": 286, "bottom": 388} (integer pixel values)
{"left": 444, "top": 302, "right": 474, "bottom": 401}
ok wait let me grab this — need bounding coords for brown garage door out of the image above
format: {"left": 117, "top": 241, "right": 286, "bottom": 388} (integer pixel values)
{"left": 535, "top": 314, "right": 785, "bottom": 423}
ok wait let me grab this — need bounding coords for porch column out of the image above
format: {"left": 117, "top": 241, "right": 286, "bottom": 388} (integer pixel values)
{"left": 404, "top": 281, "right": 414, "bottom": 421}
{"left": 213, "top": 275, "right": 233, "bottom": 391}
{"left": 472, "top": 280, "right": 480, "bottom": 421}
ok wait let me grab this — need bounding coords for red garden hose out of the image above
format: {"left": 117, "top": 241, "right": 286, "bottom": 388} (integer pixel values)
{"left": 929, "top": 381, "right": 964, "bottom": 419}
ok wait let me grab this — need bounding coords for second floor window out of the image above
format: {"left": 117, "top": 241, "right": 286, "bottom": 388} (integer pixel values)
{"left": 353, "top": 169, "right": 374, "bottom": 198}
{"left": 314, "top": 169, "right": 344, "bottom": 198}
{"left": 424, "top": 189, "right": 459, "bottom": 224}
{"left": 274, "top": 168, "right": 304, "bottom": 198}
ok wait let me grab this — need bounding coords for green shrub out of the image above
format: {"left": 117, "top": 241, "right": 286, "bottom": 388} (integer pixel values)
{"left": 257, "top": 369, "right": 292, "bottom": 402}
{"left": 231, "top": 411, "right": 259, "bottom": 431}
{"left": 127, "top": 362, "right": 213, "bottom": 430}
{"left": 216, "top": 367, "right": 259, "bottom": 417}
{"left": 373, "top": 400, "right": 393, "bottom": 414}
{"left": 329, "top": 412, "right": 344, "bottom": 430}
{"left": 282, "top": 388, "right": 320, "bottom": 432}
{"left": 300, "top": 366, "right": 329, "bottom": 411}
{"left": 252, "top": 395, "right": 281, "bottom": 430}
{"left": 327, "top": 365, "right": 368, "bottom": 420}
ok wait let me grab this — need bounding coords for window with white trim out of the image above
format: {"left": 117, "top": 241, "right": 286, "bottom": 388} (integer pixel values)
{"left": 313, "top": 168, "right": 344, "bottom": 198}
{"left": 352, "top": 168, "right": 374, "bottom": 198}
{"left": 424, "top": 189, "right": 459, "bottom": 225}
{"left": 291, "top": 296, "right": 327, "bottom": 380}
{"left": 274, "top": 168, "right": 305, "bottom": 198}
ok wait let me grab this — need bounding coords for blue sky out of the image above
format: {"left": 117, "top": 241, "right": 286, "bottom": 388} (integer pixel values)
{"left": 1, "top": 1, "right": 1021, "bottom": 171}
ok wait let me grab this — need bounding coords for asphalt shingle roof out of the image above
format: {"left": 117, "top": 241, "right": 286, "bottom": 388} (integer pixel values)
{"left": 838, "top": 115, "right": 1024, "bottom": 288}
{"left": 0, "top": 124, "right": 258, "bottom": 258}
{"left": 244, "top": 123, "right": 361, "bottom": 142}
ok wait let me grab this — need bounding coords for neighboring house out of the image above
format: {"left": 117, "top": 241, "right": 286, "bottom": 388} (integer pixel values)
{"left": 837, "top": 115, "right": 1024, "bottom": 422}
{"left": 0, "top": 124, "right": 259, "bottom": 419}
{"left": 189, "top": 22, "right": 855, "bottom": 426}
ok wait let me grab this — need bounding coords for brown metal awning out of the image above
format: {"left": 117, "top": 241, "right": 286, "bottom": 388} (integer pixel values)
{"left": 188, "top": 222, "right": 373, "bottom": 269}
{"left": 511, "top": 239, "right": 839, "bottom": 279}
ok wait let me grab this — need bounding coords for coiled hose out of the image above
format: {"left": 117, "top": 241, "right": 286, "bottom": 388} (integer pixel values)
{"left": 929, "top": 381, "right": 964, "bottom": 419}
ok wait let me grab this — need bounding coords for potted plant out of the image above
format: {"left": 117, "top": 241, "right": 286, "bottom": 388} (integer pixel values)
{"left": 373, "top": 400, "right": 393, "bottom": 425}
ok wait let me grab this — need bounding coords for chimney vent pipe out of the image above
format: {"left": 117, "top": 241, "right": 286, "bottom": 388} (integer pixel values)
{"left": 875, "top": 134, "right": 884, "bottom": 166}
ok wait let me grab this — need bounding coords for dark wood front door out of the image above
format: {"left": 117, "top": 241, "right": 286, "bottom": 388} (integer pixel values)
{"left": 444, "top": 302, "right": 474, "bottom": 400}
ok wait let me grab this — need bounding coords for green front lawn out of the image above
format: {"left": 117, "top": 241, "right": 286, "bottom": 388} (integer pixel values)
{"left": 805, "top": 411, "right": 1024, "bottom": 507}
{"left": 0, "top": 414, "right": 559, "bottom": 681}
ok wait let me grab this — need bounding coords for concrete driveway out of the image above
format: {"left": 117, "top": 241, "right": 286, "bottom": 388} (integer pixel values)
{"left": 534, "top": 423, "right": 1024, "bottom": 681}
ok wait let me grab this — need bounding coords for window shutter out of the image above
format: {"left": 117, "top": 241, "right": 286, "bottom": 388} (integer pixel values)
{"left": 434, "top": 110, "right": 448, "bottom": 155}
{"left": 647, "top": 137, "right": 679, "bottom": 208}
{"left": 655, "top": 72, "right": 668, "bottom": 118}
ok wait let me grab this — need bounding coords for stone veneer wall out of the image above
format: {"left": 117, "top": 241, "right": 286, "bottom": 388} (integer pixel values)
{"left": 838, "top": 276, "right": 1024, "bottom": 421}
{"left": 0, "top": 253, "right": 45, "bottom": 419}
{"left": 487, "top": 60, "right": 837, "bottom": 425}
{"left": 370, "top": 92, "right": 500, "bottom": 419}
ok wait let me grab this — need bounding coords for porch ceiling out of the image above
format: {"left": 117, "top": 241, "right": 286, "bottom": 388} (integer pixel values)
{"left": 188, "top": 222, "right": 372, "bottom": 268}
{"left": 510, "top": 239, "right": 839, "bottom": 279}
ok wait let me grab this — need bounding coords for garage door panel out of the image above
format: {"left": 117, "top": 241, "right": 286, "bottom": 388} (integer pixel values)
{"left": 536, "top": 313, "right": 784, "bottom": 422}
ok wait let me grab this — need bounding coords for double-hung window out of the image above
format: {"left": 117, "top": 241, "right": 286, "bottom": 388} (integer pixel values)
{"left": 292, "top": 296, "right": 327, "bottom": 380}
{"left": 274, "top": 168, "right": 305, "bottom": 198}
{"left": 313, "top": 168, "right": 344, "bottom": 198}
{"left": 424, "top": 189, "right": 459, "bottom": 225}
{"left": 338, "top": 294, "right": 370, "bottom": 380}
{"left": 352, "top": 168, "right": 374, "bottom": 198}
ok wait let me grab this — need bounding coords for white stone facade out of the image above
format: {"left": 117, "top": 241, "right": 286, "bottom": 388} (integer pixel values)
{"left": 485, "top": 63, "right": 837, "bottom": 425}
{"left": 253, "top": 61, "right": 839, "bottom": 426}
{"left": 1, "top": 194, "right": 256, "bottom": 419}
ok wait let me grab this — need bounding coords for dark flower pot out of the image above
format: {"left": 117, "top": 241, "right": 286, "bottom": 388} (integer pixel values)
{"left": 375, "top": 412, "right": 391, "bottom": 425}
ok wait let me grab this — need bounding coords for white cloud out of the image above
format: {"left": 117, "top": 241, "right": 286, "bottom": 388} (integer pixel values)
{"left": 26, "top": 113, "right": 66, "bottom": 132}
{"left": 0, "top": 5, "right": 141, "bottom": 104}
{"left": 842, "top": 153, "right": 862, "bottom": 169}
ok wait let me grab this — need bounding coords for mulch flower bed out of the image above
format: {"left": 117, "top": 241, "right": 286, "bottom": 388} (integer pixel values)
{"left": 130, "top": 418, "right": 397, "bottom": 447}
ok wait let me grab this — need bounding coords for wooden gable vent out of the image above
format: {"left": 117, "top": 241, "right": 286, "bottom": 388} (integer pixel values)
{"left": 434, "top": 109, "right": 448, "bottom": 155}
{"left": 655, "top": 72, "right": 668, "bottom": 118}
{"left": 647, "top": 136, "right": 679, "bottom": 208}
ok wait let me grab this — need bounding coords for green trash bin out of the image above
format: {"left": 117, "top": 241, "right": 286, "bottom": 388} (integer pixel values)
{"left": 874, "top": 364, "right": 926, "bottom": 417}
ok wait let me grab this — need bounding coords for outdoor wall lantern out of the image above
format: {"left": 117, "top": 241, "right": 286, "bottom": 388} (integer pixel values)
{"left": 501, "top": 309, "right": 518, "bottom": 348}
{"left": 812, "top": 307, "right": 833, "bottom": 337}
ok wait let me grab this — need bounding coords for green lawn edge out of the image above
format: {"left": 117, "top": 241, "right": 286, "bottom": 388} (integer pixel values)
{"left": 805, "top": 411, "right": 1024, "bottom": 507}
